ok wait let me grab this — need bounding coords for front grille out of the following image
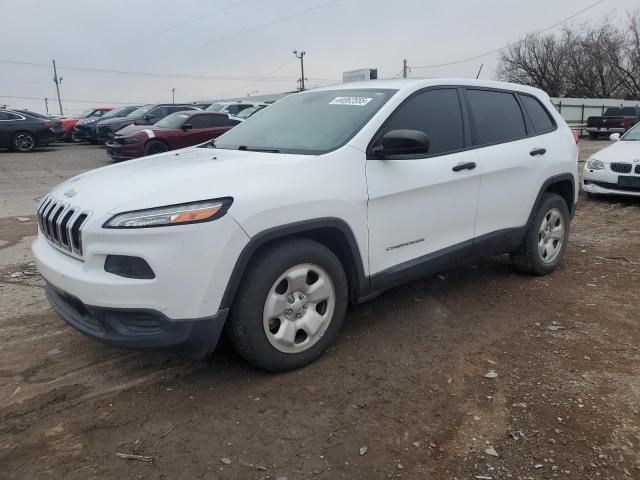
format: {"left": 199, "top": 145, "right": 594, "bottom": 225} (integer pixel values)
{"left": 37, "top": 195, "right": 90, "bottom": 259}
{"left": 635, "top": 165, "right": 640, "bottom": 175}
{"left": 610, "top": 162, "right": 632, "bottom": 174}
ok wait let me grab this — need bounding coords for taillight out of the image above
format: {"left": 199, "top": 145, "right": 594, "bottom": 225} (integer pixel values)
{"left": 620, "top": 119, "right": 628, "bottom": 128}
{"left": 572, "top": 130, "right": 579, "bottom": 144}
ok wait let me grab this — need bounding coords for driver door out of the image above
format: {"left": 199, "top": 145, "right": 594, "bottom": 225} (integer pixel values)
{"left": 366, "top": 87, "right": 481, "bottom": 282}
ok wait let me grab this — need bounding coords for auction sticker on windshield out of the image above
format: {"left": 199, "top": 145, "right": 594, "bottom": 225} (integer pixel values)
{"left": 329, "top": 96, "right": 373, "bottom": 106}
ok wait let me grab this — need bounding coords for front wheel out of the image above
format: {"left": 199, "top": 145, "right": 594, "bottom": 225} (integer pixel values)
{"left": 12, "top": 132, "right": 37, "bottom": 152}
{"left": 228, "top": 238, "right": 348, "bottom": 372}
{"left": 511, "top": 193, "right": 570, "bottom": 275}
{"left": 143, "top": 140, "right": 169, "bottom": 156}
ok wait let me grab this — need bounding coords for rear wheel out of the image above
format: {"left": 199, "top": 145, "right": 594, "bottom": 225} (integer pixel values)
{"left": 11, "top": 132, "right": 36, "bottom": 153}
{"left": 228, "top": 238, "right": 348, "bottom": 372}
{"left": 511, "top": 193, "right": 570, "bottom": 275}
{"left": 143, "top": 140, "right": 168, "bottom": 156}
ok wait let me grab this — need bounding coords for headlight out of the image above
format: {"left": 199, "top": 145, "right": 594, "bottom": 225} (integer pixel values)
{"left": 103, "top": 198, "right": 233, "bottom": 228}
{"left": 586, "top": 158, "right": 605, "bottom": 170}
{"left": 120, "top": 137, "right": 141, "bottom": 144}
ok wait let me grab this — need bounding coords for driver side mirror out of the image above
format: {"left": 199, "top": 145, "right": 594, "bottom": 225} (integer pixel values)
{"left": 182, "top": 123, "right": 193, "bottom": 131}
{"left": 143, "top": 114, "right": 153, "bottom": 123}
{"left": 609, "top": 133, "right": 620, "bottom": 141}
{"left": 371, "top": 129, "right": 430, "bottom": 158}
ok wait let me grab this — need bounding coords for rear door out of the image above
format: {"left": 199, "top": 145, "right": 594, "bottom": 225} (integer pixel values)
{"left": 465, "top": 88, "right": 554, "bottom": 241}
{"left": 366, "top": 87, "right": 482, "bottom": 277}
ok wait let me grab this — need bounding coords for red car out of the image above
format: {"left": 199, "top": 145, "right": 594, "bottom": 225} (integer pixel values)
{"left": 105, "top": 111, "right": 239, "bottom": 160}
{"left": 61, "top": 107, "right": 112, "bottom": 142}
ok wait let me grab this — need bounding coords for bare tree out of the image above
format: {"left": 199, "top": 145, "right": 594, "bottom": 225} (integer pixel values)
{"left": 497, "top": 33, "right": 568, "bottom": 97}
{"left": 497, "top": 12, "right": 640, "bottom": 99}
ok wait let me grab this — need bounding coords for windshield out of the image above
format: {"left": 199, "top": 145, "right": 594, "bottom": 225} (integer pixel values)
{"left": 127, "top": 105, "right": 154, "bottom": 118}
{"left": 206, "top": 103, "right": 226, "bottom": 112}
{"left": 237, "top": 106, "right": 260, "bottom": 119}
{"left": 100, "top": 107, "right": 126, "bottom": 119}
{"left": 154, "top": 112, "right": 190, "bottom": 128}
{"left": 77, "top": 109, "right": 94, "bottom": 118}
{"left": 214, "top": 89, "right": 395, "bottom": 154}
{"left": 621, "top": 123, "right": 640, "bottom": 141}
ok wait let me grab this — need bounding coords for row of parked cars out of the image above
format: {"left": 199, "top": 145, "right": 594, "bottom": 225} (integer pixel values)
{"left": 0, "top": 100, "right": 269, "bottom": 156}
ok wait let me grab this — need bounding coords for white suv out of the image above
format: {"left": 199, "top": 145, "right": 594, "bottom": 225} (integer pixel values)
{"left": 33, "top": 79, "right": 578, "bottom": 371}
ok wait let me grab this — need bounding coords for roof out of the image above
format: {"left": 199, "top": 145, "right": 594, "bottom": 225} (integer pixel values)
{"left": 311, "top": 78, "right": 549, "bottom": 98}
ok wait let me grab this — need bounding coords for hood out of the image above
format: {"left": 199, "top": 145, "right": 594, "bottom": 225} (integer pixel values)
{"left": 48, "top": 147, "right": 310, "bottom": 217}
{"left": 99, "top": 117, "right": 137, "bottom": 127}
{"left": 593, "top": 140, "right": 640, "bottom": 163}
{"left": 77, "top": 117, "right": 100, "bottom": 126}
{"left": 115, "top": 124, "right": 161, "bottom": 136}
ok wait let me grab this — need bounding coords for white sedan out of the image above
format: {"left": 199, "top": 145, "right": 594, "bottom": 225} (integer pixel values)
{"left": 583, "top": 123, "right": 640, "bottom": 197}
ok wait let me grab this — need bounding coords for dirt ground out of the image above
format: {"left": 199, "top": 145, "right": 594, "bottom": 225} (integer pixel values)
{"left": 0, "top": 141, "right": 638, "bottom": 479}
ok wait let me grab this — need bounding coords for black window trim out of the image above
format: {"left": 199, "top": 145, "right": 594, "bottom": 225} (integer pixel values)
{"left": 517, "top": 92, "right": 558, "bottom": 136}
{"left": 366, "top": 85, "right": 471, "bottom": 160}
{"left": 0, "top": 111, "right": 26, "bottom": 122}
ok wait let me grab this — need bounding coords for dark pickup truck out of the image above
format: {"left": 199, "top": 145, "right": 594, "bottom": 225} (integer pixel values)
{"left": 587, "top": 106, "right": 640, "bottom": 139}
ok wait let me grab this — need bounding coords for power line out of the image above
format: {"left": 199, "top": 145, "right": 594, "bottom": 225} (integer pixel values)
{"left": 219, "top": 58, "right": 297, "bottom": 97}
{"left": 411, "top": 0, "right": 606, "bottom": 69}
{"left": 159, "top": 0, "right": 343, "bottom": 60}
{"left": 0, "top": 95, "right": 141, "bottom": 105}
{"left": 120, "top": 0, "right": 253, "bottom": 44}
{"left": 0, "top": 58, "right": 335, "bottom": 83}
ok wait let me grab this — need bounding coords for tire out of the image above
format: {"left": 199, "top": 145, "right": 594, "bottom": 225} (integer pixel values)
{"left": 588, "top": 132, "right": 598, "bottom": 140}
{"left": 11, "top": 132, "right": 37, "bottom": 153}
{"left": 143, "top": 140, "right": 169, "bottom": 156}
{"left": 228, "top": 238, "right": 348, "bottom": 372}
{"left": 511, "top": 193, "right": 570, "bottom": 276}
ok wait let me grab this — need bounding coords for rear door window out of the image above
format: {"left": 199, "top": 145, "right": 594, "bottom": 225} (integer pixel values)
{"left": 465, "top": 89, "right": 527, "bottom": 145}
{"left": 380, "top": 88, "right": 464, "bottom": 156}
{"left": 189, "top": 115, "right": 210, "bottom": 129}
{"left": 520, "top": 95, "right": 555, "bottom": 134}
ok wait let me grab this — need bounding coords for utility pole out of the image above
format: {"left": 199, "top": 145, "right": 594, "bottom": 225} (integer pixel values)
{"left": 171, "top": 88, "right": 176, "bottom": 104}
{"left": 402, "top": 59, "right": 408, "bottom": 78}
{"left": 52, "top": 59, "right": 63, "bottom": 115}
{"left": 293, "top": 50, "right": 306, "bottom": 91}
{"left": 44, "top": 98, "right": 49, "bottom": 114}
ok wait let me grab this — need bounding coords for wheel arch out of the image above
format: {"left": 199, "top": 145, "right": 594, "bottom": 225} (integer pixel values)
{"left": 143, "top": 137, "right": 170, "bottom": 153}
{"left": 529, "top": 174, "right": 576, "bottom": 225}
{"left": 220, "top": 218, "right": 369, "bottom": 310}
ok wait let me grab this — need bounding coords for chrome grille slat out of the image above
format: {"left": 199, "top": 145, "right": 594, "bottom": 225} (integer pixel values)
{"left": 37, "top": 195, "right": 90, "bottom": 260}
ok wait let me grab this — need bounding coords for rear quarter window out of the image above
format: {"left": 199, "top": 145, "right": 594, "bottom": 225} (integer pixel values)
{"left": 465, "top": 89, "right": 527, "bottom": 145}
{"left": 520, "top": 95, "right": 556, "bottom": 134}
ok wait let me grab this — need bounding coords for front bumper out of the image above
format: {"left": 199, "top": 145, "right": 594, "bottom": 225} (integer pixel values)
{"left": 105, "top": 141, "right": 142, "bottom": 160}
{"left": 73, "top": 124, "right": 97, "bottom": 142}
{"left": 583, "top": 165, "right": 640, "bottom": 197}
{"left": 46, "top": 282, "right": 227, "bottom": 358}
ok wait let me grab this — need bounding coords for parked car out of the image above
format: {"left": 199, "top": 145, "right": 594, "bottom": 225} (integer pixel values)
{"left": 229, "top": 104, "right": 268, "bottom": 122}
{"left": 583, "top": 123, "right": 640, "bottom": 197}
{"left": 0, "top": 109, "right": 57, "bottom": 152}
{"left": 60, "top": 107, "right": 112, "bottom": 142}
{"left": 13, "top": 110, "right": 65, "bottom": 140}
{"left": 105, "top": 111, "right": 239, "bottom": 160}
{"left": 33, "top": 79, "right": 578, "bottom": 371}
{"left": 205, "top": 101, "right": 259, "bottom": 116}
{"left": 96, "top": 104, "right": 200, "bottom": 144}
{"left": 73, "top": 105, "right": 140, "bottom": 144}
{"left": 586, "top": 106, "right": 640, "bottom": 139}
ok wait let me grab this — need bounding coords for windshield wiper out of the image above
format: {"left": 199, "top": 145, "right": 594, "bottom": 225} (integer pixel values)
{"left": 238, "top": 145, "right": 280, "bottom": 153}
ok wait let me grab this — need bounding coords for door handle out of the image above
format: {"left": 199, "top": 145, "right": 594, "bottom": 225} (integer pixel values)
{"left": 452, "top": 161, "right": 477, "bottom": 172}
{"left": 530, "top": 148, "right": 547, "bottom": 156}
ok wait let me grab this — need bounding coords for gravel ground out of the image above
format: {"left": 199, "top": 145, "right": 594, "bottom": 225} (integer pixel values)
{"left": 0, "top": 141, "right": 639, "bottom": 479}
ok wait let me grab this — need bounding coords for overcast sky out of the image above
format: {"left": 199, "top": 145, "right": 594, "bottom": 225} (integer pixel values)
{"left": 0, "top": 0, "right": 637, "bottom": 114}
